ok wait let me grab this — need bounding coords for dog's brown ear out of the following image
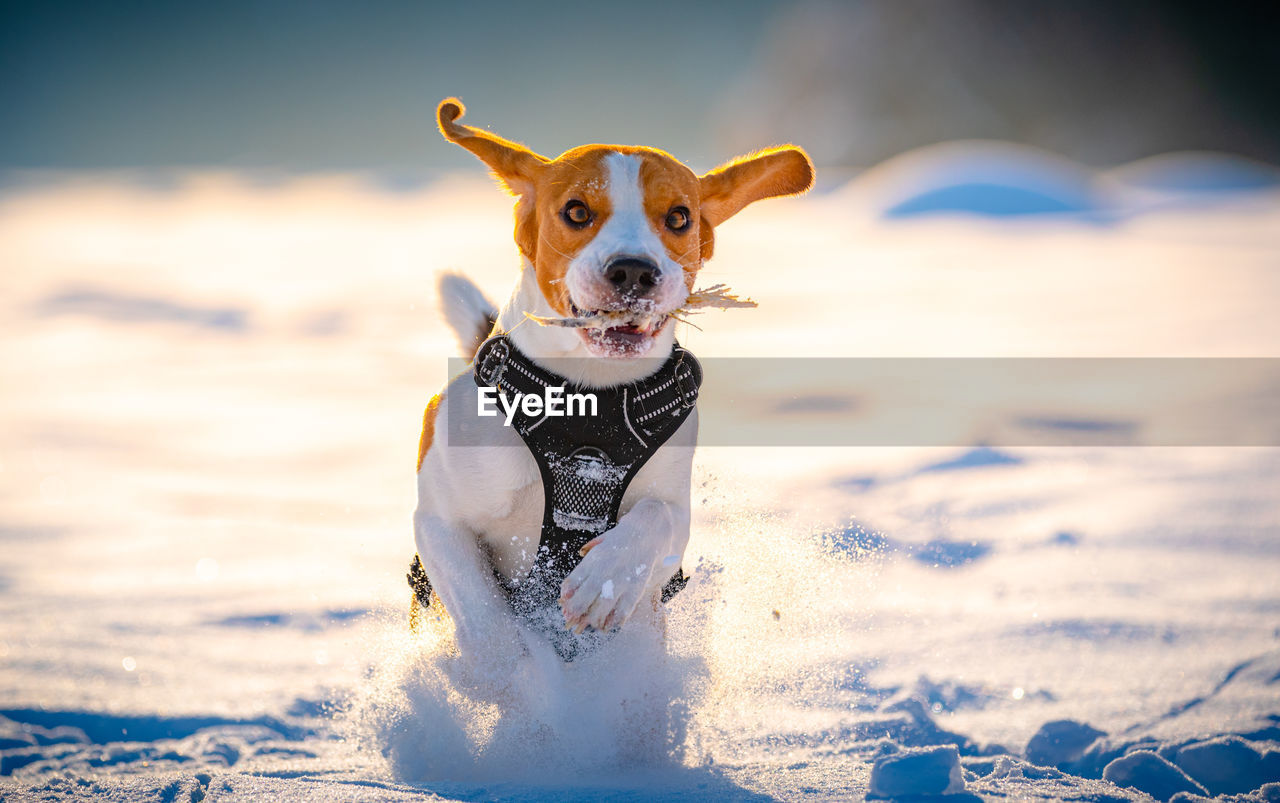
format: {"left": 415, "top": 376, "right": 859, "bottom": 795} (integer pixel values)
{"left": 438, "top": 98, "right": 547, "bottom": 195}
{"left": 698, "top": 146, "right": 814, "bottom": 227}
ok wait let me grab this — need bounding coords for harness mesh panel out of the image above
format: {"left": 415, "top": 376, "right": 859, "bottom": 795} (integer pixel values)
{"left": 547, "top": 451, "right": 630, "bottom": 534}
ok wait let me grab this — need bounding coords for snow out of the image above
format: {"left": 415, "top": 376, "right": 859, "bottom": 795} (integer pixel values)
{"left": 1104, "top": 750, "right": 1208, "bottom": 801}
{"left": 1, "top": 159, "right": 1279, "bottom": 800}
{"left": 845, "top": 141, "right": 1103, "bottom": 220}
{"left": 1107, "top": 153, "right": 1280, "bottom": 194}
{"left": 867, "top": 744, "right": 966, "bottom": 798}
{"left": 1174, "top": 738, "right": 1280, "bottom": 797}
{"left": 843, "top": 141, "right": 1280, "bottom": 223}
{"left": 1025, "top": 720, "right": 1108, "bottom": 770}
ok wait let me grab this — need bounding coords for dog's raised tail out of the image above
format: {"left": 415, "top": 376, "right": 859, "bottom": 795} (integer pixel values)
{"left": 438, "top": 272, "right": 498, "bottom": 360}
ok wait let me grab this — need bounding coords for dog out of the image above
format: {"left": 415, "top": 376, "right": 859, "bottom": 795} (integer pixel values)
{"left": 411, "top": 98, "right": 812, "bottom": 669}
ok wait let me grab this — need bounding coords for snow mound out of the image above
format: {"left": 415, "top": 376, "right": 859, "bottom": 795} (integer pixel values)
{"left": 868, "top": 743, "right": 967, "bottom": 798}
{"left": 1173, "top": 736, "right": 1280, "bottom": 797}
{"left": 965, "top": 755, "right": 1152, "bottom": 801}
{"left": 847, "top": 143, "right": 1280, "bottom": 222}
{"left": 1107, "top": 152, "right": 1280, "bottom": 194}
{"left": 1025, "top": 719, "right": 1107, "bottom": 770}
{"left": 1103, "top": 750, "right": 1208, "bottom": 802}
{"left": 849, "top": 141, "right": 1104, "bottom": 220}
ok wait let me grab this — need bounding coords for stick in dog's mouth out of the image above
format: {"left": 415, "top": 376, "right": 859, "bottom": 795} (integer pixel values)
{"left": 525, "top": 284, "right": 758, "bottom": 330}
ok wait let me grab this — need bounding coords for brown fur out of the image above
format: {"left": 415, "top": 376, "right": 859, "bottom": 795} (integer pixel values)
{"left": 698, "top": 147, "right": 815, "bottom": 226}
{"left": 435, "top": 98, "right": 814, "bottom": 317}
{"left": 416, "top": 392, "right": 444, "bottom": 471}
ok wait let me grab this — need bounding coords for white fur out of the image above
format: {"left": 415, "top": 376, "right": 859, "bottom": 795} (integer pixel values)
{"left": 437, "top": 272, "right": 497, "bottom": 357}
{"left": 564, "top": 153, "right": 689, "bottom": 322}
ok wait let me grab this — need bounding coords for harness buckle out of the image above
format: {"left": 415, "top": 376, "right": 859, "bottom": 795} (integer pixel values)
{"left": 476, "top": 338, "right": 510, "bottom": 386}
{"left": 673, "top": 364, "right": 698, "bottom": 409}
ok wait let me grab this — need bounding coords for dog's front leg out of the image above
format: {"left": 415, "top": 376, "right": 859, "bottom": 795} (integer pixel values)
{"left": 558, "top": 497, "right": 689, "bottom": 633}
{"left": 413, "top": 511, "right": 528, "bottom": 663}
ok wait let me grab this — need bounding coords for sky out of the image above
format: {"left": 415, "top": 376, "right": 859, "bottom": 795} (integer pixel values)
{"left": 3, "top": 0, "right": 1278, "bottom": 173}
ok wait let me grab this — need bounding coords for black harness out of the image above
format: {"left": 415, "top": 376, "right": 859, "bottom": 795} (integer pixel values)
{"left": 408, "top": 334, "right": 702, "bottom": 660}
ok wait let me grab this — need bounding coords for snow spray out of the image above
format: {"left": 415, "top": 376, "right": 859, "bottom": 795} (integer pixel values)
{"left": 343, "top": 479, "right": 879, "bottom": 783}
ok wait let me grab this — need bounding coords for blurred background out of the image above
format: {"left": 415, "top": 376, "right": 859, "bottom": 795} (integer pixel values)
{"left": 4, "top": 0, "right": 1279, "bottom": 177}
{"left": 2, "top": 1, "right": 1280, "bottom": 793}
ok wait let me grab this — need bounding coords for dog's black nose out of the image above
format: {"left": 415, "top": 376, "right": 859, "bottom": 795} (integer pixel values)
{"left": 605, "top": 257, "right": 657, "bottom": 297}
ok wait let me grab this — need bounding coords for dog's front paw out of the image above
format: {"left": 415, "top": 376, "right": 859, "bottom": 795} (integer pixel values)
{"left": 559, "top": 536, "right": 656, "bottom": 633}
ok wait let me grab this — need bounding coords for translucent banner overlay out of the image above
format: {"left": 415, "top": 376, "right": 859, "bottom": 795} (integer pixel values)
{"left": 444, "top": 358, "right": 1280, "bottom": 447}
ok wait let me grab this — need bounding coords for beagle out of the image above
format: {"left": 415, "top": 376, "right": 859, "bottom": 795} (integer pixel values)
{"left": 411, "top": 98, "right": 812, "bottom": 668}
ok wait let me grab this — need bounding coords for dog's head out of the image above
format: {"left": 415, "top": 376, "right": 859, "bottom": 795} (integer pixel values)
{"left": 438, "top": 98, "right": 812, "bottom": 359}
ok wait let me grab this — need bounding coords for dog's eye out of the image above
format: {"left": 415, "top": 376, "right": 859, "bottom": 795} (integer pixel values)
{"left": 665, "top": 206, "right": 691, "bottom": 232}
{"left": 562, "top": 200, "right": 593, "bottom": 227}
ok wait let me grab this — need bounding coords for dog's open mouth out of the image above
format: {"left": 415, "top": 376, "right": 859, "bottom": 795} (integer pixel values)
{"left": 523, "top": 285, "right": 759, "bottom": 357}
{"left": 568, "top": 304, "right": 670, "bottom": 357}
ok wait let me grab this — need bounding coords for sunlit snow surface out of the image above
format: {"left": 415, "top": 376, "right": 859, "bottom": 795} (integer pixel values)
{"left": 2, "top": 149, "right": 1279, "bottom": 800}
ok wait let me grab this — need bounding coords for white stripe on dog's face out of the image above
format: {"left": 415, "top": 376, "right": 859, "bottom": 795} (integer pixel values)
{"left": 564, "top": 152, "right": 688, "bottom": 316}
